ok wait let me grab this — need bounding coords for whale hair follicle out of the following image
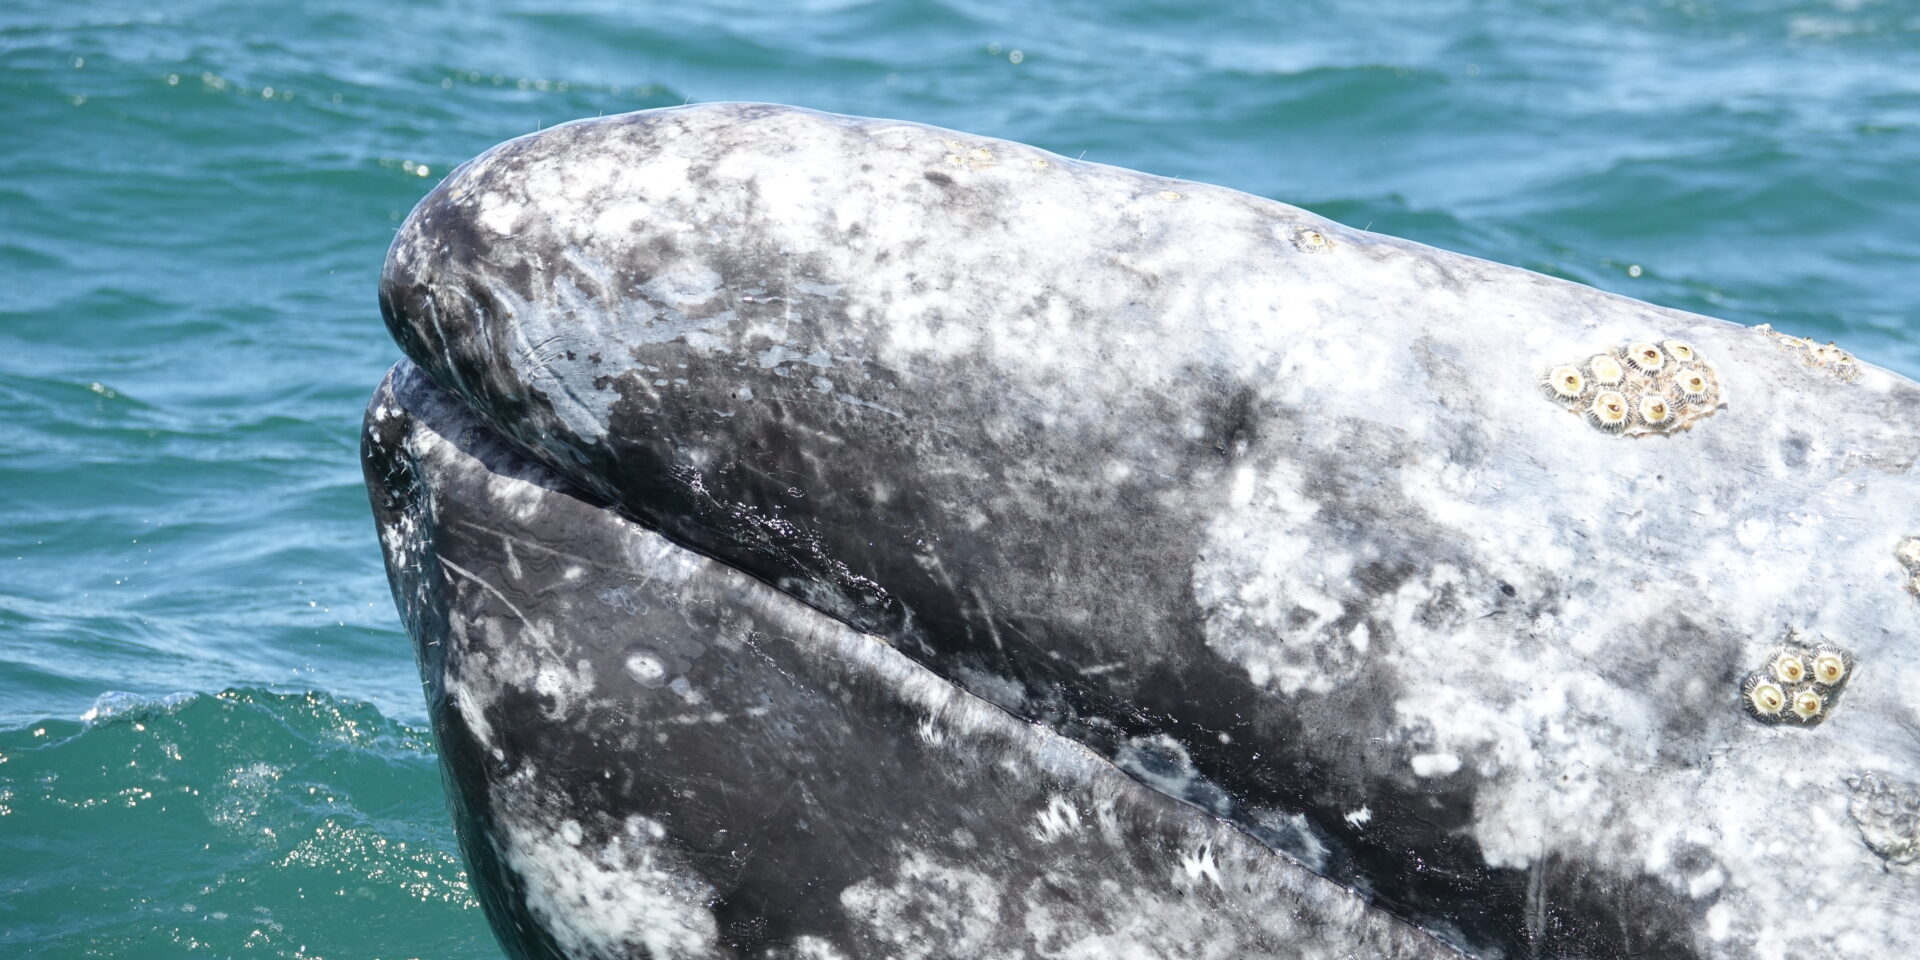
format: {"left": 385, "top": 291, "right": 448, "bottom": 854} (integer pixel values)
{"left": 1542, "top": 338, "right": 1725, "bottom": 436}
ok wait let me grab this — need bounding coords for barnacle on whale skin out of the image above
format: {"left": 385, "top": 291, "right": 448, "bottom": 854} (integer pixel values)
{"left": 1674, "top": 366, "right": 1714, "bottom": 405}
{"left": 1744, "top": 675, "right": 1787, "bottom": 718}
{"left": 1790, "top": 689, "right": 1825, "bottom": 722}
{"left": 1811, "top": 650, "right": 1848, "bottom": 686}
{"left": 1894, "top": 537, "right": 1920, "bottom": 601}
{"left": 1771, "top": 652, "right": 1808, "bottom": 685}
{"left": 1625, "top": 341, "right": 1666, "bottom": 374}
{"left": 1588, "top": 391, "right": 1629, "bottom": 432}
{"left": 1540, "top": 338, "right": 1723, "bottom": 436}
{"left": 1895, "top": 536, "right": 1920, "bottom": 572}
{"left": 1543, "top": 366, "right": 1587, "bottom": 401}
{"left": 1741, "top": 637, "right": 1855, "bottom": 727}
{"left": 1637, "top": 395, "right": 1673, "bottom": 429}
{"left": 1756, "top": 323, "right": 1862, "bottom": 383}
{"left": 1588, "top": 354, "right": 1625, "bottom": 386}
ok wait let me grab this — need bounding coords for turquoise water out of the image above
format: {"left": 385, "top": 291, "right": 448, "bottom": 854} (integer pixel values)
{"left": 4, "top": 1, "right": 1918, "bottom": 956}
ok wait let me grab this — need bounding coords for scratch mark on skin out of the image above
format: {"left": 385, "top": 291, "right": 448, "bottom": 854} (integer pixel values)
{"left": 520, "top": 334, "right": 565, "bottom": 364}
{"left": 765, "top": 390, "right": 922, "bottom": 426}
{"left": 440, "top": 556, "right": 531, "bottom": 623}
{"left": 969, "top": 585, "right": 1005, "bottom": 652}
{"left": 453, "top": 518, "right": 603, "bottom": 569}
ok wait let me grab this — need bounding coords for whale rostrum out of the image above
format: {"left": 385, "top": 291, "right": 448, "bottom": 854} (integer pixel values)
{"left": 370, "top": 103, "right": 1920, "bottom": 959}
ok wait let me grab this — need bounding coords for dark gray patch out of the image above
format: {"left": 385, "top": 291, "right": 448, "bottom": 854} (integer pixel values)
{"left": 1781, "top": 431, "right": 1811, "bottom": 468}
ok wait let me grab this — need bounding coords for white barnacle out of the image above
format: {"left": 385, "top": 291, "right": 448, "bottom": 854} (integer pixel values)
{"left": 1625, "top": 341, "right": 1666, "bottom": 374}
{"left": 1638, "top": 395, "right": 1673, "bottom": 428}
{"left": 1662, "top": 340, "right": 1696, "bottom": 363}
{"left": 1588, "top": 354, "right": 1625, "bottom": 386}
{"left": 1812, "top": 651, "right": 1848, "bottom": 686}
{"left": 1771, "top": 652, "right": 1808, "bottom": 684}
{"left": 1791, "top": 689, "right": 1825, "bottom": 722}
{"left": 1746, "top": 676, "right": 1787, "bottom": 717}
{"left": 1675, "top": 367, "right": 1712, "bottom": 402}
{"left": 1588, "top": 391, "right": 1629, "bottom": 431}
{"left": 1544, "top": 365, "right": 1587, "bottom": 401}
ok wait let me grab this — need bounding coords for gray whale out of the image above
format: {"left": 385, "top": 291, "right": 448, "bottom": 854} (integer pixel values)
{"left": 370, "top": 103, "right": 1920, "bottom": 958}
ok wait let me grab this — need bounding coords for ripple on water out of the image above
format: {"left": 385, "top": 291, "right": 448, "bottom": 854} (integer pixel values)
{"left": 0, "top": 689, "right": 490, "bottom": 957}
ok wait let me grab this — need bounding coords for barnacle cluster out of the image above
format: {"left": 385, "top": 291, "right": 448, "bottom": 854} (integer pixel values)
{"left": 1755, "top": 323, "right": 1861, "bottom": 383}
{"left": 1895, "top": 536, "right": 1920, "bottom": 598}
{"left": 941, "top": 139, "right": 998, "bottom": 171}
{"left": 1741, "top": 634, "right": 1854, "bottom": 726}
{"left": 1540, "top": 339, "right": 1723, "bottom": 436}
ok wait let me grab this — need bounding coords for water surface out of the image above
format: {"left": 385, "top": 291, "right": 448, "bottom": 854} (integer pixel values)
{"left": 5, "top": 1, "right": 1918, "bottom": 955}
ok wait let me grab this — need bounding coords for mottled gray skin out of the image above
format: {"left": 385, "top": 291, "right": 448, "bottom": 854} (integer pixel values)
{"left": 377, "top": 103, "right": 1920, "bottom": 958}
{"left": 364, "top": 362, "right": 1458, "bottom": 960}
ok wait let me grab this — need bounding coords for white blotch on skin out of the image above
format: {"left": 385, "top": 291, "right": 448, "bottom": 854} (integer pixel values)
{"left": 839, "top": 852, "right": 1003, "bottom": 960}
{"left": 1033, "top": 794, "right": 1082, "bottom": 842}
{"left": 1178, "top": 842, "right": 1222, "bottom": 888}
{"left": 1410, "top": 752, "right": 1461, "bottom": 777}
{"left": 667, "top": 676, "right": 705, "bottom": 705}
{"left": 1706, "top": 903, "right": 1733, "bottom": 941}
{"left": 493, "top": 794, "right": 722, "bottom": 960}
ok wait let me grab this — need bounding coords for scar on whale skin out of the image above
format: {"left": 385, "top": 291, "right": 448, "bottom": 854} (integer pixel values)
{"left": 1542, "top": 338, "right": 1724, "bottom": 436}
{"left": 1847, "top": 773, "right": 1920, "bottom": 864}
{"left": 1741, "top": 633, "right": 1855, "bottom": 727}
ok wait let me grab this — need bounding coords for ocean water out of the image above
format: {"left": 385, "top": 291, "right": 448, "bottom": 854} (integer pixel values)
{"left": 3, "top": 1, "right": 1918, "bottom": 956}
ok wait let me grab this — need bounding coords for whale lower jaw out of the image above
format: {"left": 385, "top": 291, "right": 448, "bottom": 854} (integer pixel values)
{"left": 364, "top": 360, "right": 1461, "bottom": 960}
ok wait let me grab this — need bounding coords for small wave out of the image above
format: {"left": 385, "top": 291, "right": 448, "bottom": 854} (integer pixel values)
{"left": 78, "top": 688, "right": 196, "bottom": 724}
{"left": 0, "top": 687, "right": 490, "bottom": 957}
